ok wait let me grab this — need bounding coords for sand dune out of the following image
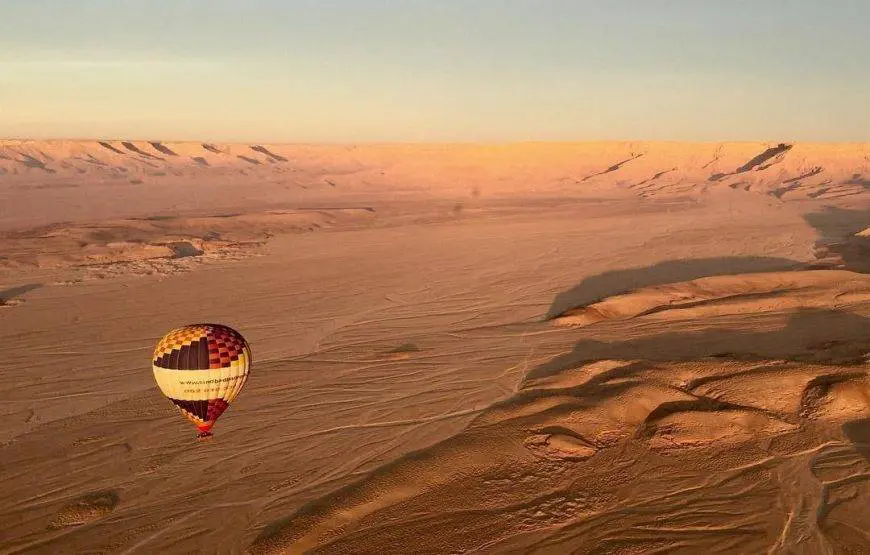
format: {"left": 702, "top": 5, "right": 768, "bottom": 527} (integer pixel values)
{"left": 550, "top": 270, "right": 870, "bottom": 327}
{"left": 249, "top": 270, "right": 870, "bottom": 554}
{"left": 3, "top": 140, "right": 870, "bottom": 553}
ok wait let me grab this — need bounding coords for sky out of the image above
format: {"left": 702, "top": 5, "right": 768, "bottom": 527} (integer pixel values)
{"left": 1, "top": 0, "right": 868, "bottom": 143}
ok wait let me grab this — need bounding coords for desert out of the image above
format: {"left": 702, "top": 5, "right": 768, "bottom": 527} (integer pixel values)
{"left": 2, "top": 140, "right": 870, "bottom": 553}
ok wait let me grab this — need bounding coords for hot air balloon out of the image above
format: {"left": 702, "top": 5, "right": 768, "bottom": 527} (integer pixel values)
{"left": 152, "top": 324, "right": 251, "bottom": 438}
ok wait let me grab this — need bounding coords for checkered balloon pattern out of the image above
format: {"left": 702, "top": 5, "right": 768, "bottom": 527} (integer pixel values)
{"left": 152, "top": 323, "right": 251, "bottom": 436}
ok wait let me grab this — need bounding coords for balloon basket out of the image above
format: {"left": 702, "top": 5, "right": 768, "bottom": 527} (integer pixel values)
{"left": 196, "top": 431, "right": 214, "bottom": 440}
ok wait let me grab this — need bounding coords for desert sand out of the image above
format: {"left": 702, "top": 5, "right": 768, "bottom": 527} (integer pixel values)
{"left": 2, "top": 140, "right": 870, "bottom": 553}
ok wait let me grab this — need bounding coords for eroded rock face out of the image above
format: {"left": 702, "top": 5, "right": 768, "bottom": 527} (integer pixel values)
{"left": 0, "top": 208, "right": 376, "bottom": 281}
{"left": 2, "top": 141, "right": 869, "bottom": 213}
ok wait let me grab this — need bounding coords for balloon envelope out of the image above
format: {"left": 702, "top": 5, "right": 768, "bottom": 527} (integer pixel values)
{"left": 152, "top": 323, "right": 251, "bottom": 438}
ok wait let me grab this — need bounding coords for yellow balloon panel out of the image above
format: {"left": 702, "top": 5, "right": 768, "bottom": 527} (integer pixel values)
{"left": 152, "top": 365, "right": 249, "bottom": 402}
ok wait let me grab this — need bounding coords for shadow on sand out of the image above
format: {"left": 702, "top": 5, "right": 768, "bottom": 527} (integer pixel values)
{"left": 527, "top": 308, "right": 870, "bottom": 383}
{"left": 545, "top": 256, "right": 804, "bottom": 320}
{"left": 0, "top": 283, "right": 42, "bottom": 305}
{"left": 805, "top": 207, "right": 870, "bottom": 273}
{"left": 545, "top": 205, "right": 870, "bottom": 322}
{"left": 843, "top": 418, "right": 870, "bottom": 461}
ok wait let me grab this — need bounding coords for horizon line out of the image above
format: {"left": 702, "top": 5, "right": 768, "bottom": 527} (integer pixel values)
{"left": 2, "top": 136, "right": 867, "bottom": 147}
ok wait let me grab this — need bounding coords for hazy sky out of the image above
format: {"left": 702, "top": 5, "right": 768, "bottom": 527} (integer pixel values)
{"left": 1, "top": 1, "right": 868, "bottom": 142}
